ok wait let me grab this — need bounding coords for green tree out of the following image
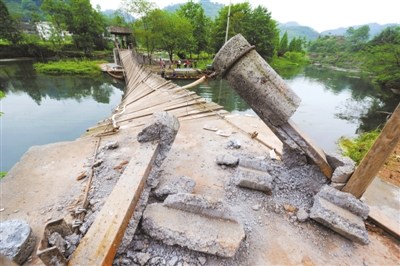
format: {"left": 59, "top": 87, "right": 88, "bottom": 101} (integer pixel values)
{"left": 212, "top": 3, "right": 278, "bottom": 60}
{"left": 346, "top": 25, "right": 370, "bottom": 51}
{"left": 288, "top": 37, "right": 304, "bottom": 53}
{"left": 156, "top": 10, "right": 193, "bottom": 62}
{"left": 42, "top": 0, "right": 106, "bottom": 55}
{"left": 245, "top": 5, "right": 278, "bottom": 61}
{"left": 212, "top": 3, "right": 252, "bottom": 52}
{"left": 0, "top": 0, "right": 22, "bottom": 44}
{"left": 278, "top": 32, "right": 288, "bottom": 56}
{"left": 177, "top": 0, "right": 210, "bottom": 57}
{"left": 68, "top": 0, "right": 106, "bottom": 54}
{"left": 124, "top": 0, "right": 156, "bottom": 57}
{"left": 362, "top": 26, "right": 400, "bottom": 91}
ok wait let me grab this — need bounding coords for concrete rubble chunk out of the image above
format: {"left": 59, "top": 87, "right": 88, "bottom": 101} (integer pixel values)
{"left": 137, "top": 111, "right": 180, "bottom": 145}
{"left": 239, "top": 158, "right": 272, "bottom": 172}
{"left": 0, "top": 219, "right": 36, "bottom": 265}
{"left": 330, "top": 182, "right": 346, "bottom": 190}
{"left": 310, "top": 196, "right": 369, "bottom": 245}
{"left": 154, "top": 176, "right": 196, "bottom": 200}
{"left": 163, "top": 193, "right": 237, "bottom": 222}
{"left": 142, "top": 203, "right": 245, "bottom": 257}
{"left": 326, "top": 153, "right": 355, "bottom": 183}
{"left": 216, "top": 154, "right": 239, "bottom": 167}
{"left": 236, "top": 167, "right": 274, "bottom": 195}
{"left": 227, "top": 139, "right": 241, "bottom": 149}
{"left": 318, "top": 185, "right": 369, "bottom": 219}
{"left": 48, "top": 232, "right": 67, "bottom": 254}
{"left": 296, "top": 208, "right": 309, "bottom": 222}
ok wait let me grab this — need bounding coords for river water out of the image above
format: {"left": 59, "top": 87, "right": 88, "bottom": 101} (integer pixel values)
{"left": 1, "top": 61, "right": 398, "bottom": 172}
{"left": 0, "top": 60, "right": 125, "bottom": 171}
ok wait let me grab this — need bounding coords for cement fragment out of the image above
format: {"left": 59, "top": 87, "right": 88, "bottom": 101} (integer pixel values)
{"left": 326, "top": 153, "right": 355, "bottom": 183}
{"left": 163, "top": 193, "right": 237, "bottom": 222}
{"left": 0, "top": 220, "right": 36, "bottom": 265}
{"left": 310, "top": 196, "right": 369, "bottom": 245}
{"left": 236, "top": 167, "right": 274, "bottom": 194}
{"left": 216, "top": 154, "right": 239, "bottom": 167}
{"left": 317, "top": 185, "right": 369, "bottom": 219}
{"left": 142, "top": 203, "right": 245, "bottom": 257}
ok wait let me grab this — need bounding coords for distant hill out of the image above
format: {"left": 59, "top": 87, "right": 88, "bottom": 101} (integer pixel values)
{"left": 102, "top": 9, "right": 135, "bottom": 23}
{"left": 278, "top": 21, "right": 319, "bottom": 41}
{"left": 321, "top": 23, "right": 399, "bottom": 38}
{"left": 164, "top": 0, "right": 223, "bottom": 19}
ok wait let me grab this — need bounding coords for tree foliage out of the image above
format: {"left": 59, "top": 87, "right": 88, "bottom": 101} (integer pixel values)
{"left": 41, "top": 0, "right": 106, "bottom": 55}
{"left": 0, "top": 0, "right": 22, "bottom": 44}
{"left": 346, "top": 25, "right": 370, "bottom": 51}
{"left": 362, "top": 26, "right": 400, "bottom": 90}
{"left": 212, "top": 3, "right": 279, "bottom": 60}
{"left": 309, "top": 25, "right": 400, "bottom": 91}
{"left": 278, "top": 32, "right": 288, "bottom": 56}
{"left": 177, "top": 0, "right": 210, "bottom": 56}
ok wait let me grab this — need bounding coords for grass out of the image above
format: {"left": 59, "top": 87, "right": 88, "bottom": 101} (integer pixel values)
{"left": 34, "top": 59, "right": 107, "bottom": 76}
{"left": 339, "top": 130, "right": 380, "bottom": 164}
{"left": 0, "top": 172, "right": 6, "bottom": 179}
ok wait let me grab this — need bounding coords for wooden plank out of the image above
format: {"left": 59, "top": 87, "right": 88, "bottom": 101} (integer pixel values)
{"left": 69, "top": 142, "right": 160, "bottom": 266}
{"left": 343, "top": 104, "right": 400, "bottom": 198}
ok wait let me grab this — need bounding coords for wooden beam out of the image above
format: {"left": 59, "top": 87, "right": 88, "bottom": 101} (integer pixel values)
{"left": 69, "top": 142, "right": 160, "bottom": 266}
{"left": 342, "top": 103, "right": 400, "bottom": 198}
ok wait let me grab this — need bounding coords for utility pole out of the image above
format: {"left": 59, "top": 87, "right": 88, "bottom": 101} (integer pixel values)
{"left": 224, "top": 0, "right": 231, "bottom": 43}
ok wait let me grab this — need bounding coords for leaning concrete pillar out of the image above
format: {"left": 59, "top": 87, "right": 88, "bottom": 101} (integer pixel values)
{"left": 213, "top": 34, "right": 333, "bottom": 178}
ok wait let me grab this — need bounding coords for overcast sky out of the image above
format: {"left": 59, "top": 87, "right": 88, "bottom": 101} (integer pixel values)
{"left": 90, "top": 0, "right": 399, "bottom": 32}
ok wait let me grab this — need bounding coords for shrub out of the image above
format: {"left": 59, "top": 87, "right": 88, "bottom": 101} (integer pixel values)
{"left": 339, "top": 130, "right": 380, "bottom": 164}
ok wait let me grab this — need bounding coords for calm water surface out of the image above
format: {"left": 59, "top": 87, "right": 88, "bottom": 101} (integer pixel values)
{"left": 0, "top": 60, "right": 124, "bottom": 171}
{"left": 1, "top": 62, "right": 398, "bottom": 172}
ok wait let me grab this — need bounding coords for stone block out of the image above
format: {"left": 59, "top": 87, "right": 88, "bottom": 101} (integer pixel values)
{"left": 142, "top": 203, "right": 245, "bottom": 257}
{"left": 236, "top": 167, "right": 274, "bottom": 194}
{"left": 326, "top": 153, "right": 355, "bottom": 183}
{"left": 216, "top": 154, "right": 239, "bottom": 167}
{"left": 310, "top": 196, "right": 369, "bottom": 245}
{"left": 0, "top": 219, "right": 36, "bottom": 265}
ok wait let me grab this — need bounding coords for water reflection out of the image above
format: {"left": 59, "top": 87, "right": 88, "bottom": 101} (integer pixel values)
{"left": 0, "top": 60, "right": 125, "bottom": 105}
{"left": 174, "top": 65, "right": 399, "bottom": 153}
{"left": 303, "top": 66, "right": 399, "bottom": 132}
{"left": 0, "top": 60, "right": 125, "bottom": 171}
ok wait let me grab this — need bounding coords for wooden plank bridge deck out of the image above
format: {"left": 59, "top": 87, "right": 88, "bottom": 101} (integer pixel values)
{"left": 86, "top": 49, "right": 282, "bottom": 153}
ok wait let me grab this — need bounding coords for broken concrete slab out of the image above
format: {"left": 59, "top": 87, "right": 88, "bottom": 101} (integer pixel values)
{"left": 0, "top": 219, "right": 36, "bottom": 265}
{"left": 326, "top": 153, "right": 355, "bottom": 183}
{"left": 236, "top": 167, "right": 274, "bottom": 195}
{"left": 318, "top": 185, "right": 369, "bottom": 219}
{"left": 216, "top": 154, "right": 239, "bottom": 167}
{"left": 142, "top": 203, "right": 245, "bottom": 257}
{"left": 310, "top": 196, "right": 369, "bottom": 245}
{"left": 154, "top": 176, "right": 196, "bottom": 200}
{"left": 163, "top": 193, "right": 237, "bottom": 222}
